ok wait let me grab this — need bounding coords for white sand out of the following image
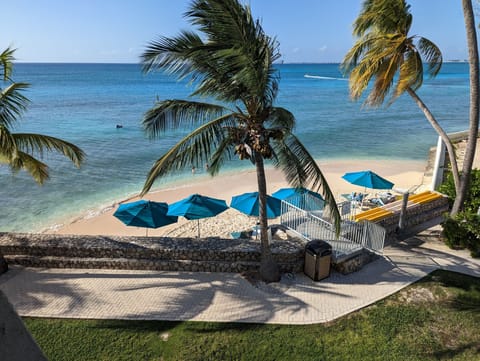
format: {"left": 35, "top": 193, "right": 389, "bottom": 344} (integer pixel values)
{"left": 48, "top": 159, "right": 426, "bottom": 238}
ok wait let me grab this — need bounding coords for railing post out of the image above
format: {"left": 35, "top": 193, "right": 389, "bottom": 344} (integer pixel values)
{"left": 397, "top": 192, "right": 409, "bottom": 233}
{"left": 361, "top": 221, "right": 368, "bottom": 247}
{"left": 431, "top": 136, "right": 446, "bottom": 190}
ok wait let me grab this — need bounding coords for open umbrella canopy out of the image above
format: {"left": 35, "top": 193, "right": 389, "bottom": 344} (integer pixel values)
{"left": 342, "top": 170, "right": 394, "bottom": 190}
{"left": 167, "top": 194, "right": 228, "bottom": 220}
{"left": 230, "top": 192, "right": 282, "bottom": 219}
{"left": 113, "top": 200, "right": 178, "bottom": 229}
{"left": 272, "top": 187, "right": 325, "bottom": 211}
{"left": 167, "top": 194, "right": 228, "bottom": 238}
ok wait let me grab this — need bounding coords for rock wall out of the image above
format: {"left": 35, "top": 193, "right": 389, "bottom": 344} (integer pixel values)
{"left": 0, "top": 233, "right": 305, "bottom": 273}
{"left": 332, "top": 249, "right": 378, "bottom": 275}
{"left": 376, "top": 195, "right": 449, "bottom": 235}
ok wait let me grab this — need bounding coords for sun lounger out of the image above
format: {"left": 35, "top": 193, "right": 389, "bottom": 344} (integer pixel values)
{"left": 354, "top": 190, "right": 445, "bottom": 223}
{"left": 354, "top": 207, "right": 394, "bottom": 222}
{"left": 409, "top": 191, "right": 443, "bottom": 204}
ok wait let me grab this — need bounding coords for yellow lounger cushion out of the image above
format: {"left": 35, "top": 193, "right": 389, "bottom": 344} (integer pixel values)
{"left": 355, "top": 208, "right": 393, "bottom": 222}
{"left": 410, "top": 193, "right": 442, "bottom": 204}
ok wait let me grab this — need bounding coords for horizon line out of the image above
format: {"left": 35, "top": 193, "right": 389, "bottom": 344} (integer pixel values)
{"left": 12, "top": 60, "right": 469, "bottom": 65}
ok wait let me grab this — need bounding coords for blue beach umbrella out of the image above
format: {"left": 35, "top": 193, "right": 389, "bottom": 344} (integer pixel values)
{"left": 230, "top": 192, "right": 282, "bottom": 219}
{"left": 113, "top": 200, "right": 178, "bottom": 236}
{"left": 342, "top": 170, "right": 394, "bottom": 190}
{"left": 167, "top": 194, "right": 229, "bottom": 237}
{"left": 272, "top": 187, "right": 325, "bottom": 211}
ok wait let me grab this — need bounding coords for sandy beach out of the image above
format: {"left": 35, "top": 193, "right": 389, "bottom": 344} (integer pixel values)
{"left": 47, "top": 159, "right": 426, "bottom": 238}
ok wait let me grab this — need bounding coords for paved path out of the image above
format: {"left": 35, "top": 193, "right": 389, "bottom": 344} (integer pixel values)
{"left": 1, "top": 237, "right": 479, "bottom": 325}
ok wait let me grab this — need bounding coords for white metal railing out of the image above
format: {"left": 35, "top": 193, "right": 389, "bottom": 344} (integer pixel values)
{"left": 280, "top": 200, "right": 386, "bottom": 257}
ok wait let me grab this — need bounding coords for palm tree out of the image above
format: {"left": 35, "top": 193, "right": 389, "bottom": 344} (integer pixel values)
{"left": 0, "top": 47, "right": 85, "bottom": 273}
{"left": 1, "top": 47, "right": 85, "bottom": 184}
{"left": 452, "top": 0, "right": 480, "bottom": 215}
{"left": 341, "top": 0, "right": 462, "bottom": 211}
{"left": 140, "top": 0, "right": 340, "bottom": 282}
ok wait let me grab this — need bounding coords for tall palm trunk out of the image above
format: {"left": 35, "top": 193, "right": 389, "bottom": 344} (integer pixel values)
{"left": 406, "top": 87, "right": 461, "bottom": 197}
{"left": 254, "top": 152, "right": 281, "bottom": 282}
{"left": 452, "top": 0, "right": 480, "bottom": 215}
{"left": 254, "top": 153, "right": 270, "bottom": 254}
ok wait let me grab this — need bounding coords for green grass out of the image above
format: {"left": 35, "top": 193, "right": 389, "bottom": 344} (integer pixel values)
{"left": 24, "top": 270, "right": 480, "bottom": 361}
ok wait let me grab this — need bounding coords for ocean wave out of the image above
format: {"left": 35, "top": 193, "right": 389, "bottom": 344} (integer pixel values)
{"left": 304, "top": 74, "right": 347, "bottom": 81}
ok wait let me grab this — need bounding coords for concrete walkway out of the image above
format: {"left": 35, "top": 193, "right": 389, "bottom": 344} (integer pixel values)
{"left": 0, "top": 235, "right": 479, "bottom": 325}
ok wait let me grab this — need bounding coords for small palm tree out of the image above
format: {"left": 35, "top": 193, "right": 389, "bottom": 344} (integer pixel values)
{"left": 1, "top": 47, "right": 85, "bottom": 184}
{"left": 140, "top": 0, "right": 340, "bottom": 282}
{"left": 0, "top": 47, "right": 85, "bottom": 273}
{"left": 341, "top": 0, "right": 462, "bottom": 208}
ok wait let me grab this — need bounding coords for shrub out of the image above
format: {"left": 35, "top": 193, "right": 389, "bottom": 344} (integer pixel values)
{"left": 438, "top": 169, "right": 480, "bottom": 213}
{"left": 442, "top": 212, "right": 480, "bottom": 257}
{"left": 440, "top": 169, "right": 480, "bottom": 258}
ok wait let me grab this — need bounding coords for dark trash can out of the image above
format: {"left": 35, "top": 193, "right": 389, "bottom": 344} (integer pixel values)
{"left": 304, "top": 240, "right": 332, "bottom": 281}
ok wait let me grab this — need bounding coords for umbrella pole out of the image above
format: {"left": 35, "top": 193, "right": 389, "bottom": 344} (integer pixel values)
{"left": 146, "top": 228, "right": 148, "bottom": 237}
{"left": 361, "top": 187, "right": 367, "bottom": 210}
{"left": 197, "top": 219, "right": 200, "bottom": 238}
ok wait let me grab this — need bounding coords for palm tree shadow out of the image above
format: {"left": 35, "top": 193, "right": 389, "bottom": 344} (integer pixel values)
{"left": 0, "top": 267, "right": 90, "bottom": 316}
{"left": 113, "top": 271, "right": 329, "bottom": 323}
{"left": 432, "top": 342, "right": 480, "bottom": 359}
{"left": 0, "top": 267, "right": 356, "bottom": 324}
{"left": 388, "top": 235, "right": 480, "bottom": 278}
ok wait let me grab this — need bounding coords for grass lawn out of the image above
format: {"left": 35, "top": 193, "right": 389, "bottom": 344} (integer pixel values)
{"left": 24, "top": 270, "right": 480, "bottom": 361}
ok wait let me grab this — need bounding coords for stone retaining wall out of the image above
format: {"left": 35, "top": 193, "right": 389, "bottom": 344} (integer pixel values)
{"left": 376, "top": 195, "right": 449, "bottom": 235}
{"left": 0, "top": 196, "right": 449, "bottom": 276}
{"left": 0, "top": 233, "right": 306, "bottom": 273}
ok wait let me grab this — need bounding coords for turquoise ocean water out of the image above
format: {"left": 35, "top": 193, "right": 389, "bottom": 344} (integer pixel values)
{"left": 0, "top": 63, "right": 470, "bottom": 232}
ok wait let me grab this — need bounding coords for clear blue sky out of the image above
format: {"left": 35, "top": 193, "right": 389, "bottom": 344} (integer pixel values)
{"left": 0, "top": 0, "right": 471, "bottom": 63}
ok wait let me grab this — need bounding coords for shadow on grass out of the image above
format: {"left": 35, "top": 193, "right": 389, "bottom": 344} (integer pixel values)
{"left": 420, "top": 270, "right": 480, "bottom": 313}
{"left": 451, "top": 291, "right": 480, "bottom": 312}
{"left": 433, "top": 342, "right": 480, "bottom": 360}
{"left": 85, "top": 318, "right": 182, "bottom": 334}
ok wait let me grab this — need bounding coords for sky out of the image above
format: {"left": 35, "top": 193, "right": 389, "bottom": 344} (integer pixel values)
{"left": 0, "top": 0, "right": 472, "bottom": 63}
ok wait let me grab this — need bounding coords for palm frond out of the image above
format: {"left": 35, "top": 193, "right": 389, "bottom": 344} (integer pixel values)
{"left": 0, "top": 124, "right": 16, "bottom": 158}
{"left": 367, "top": 42, "right": 405, "bottom": 105}
{"left": 353, "top": 0, "right": 412, "bottom": 36}
{"left": 141, "top": 113, "right": 237, "bottom": 195}
{"left": 2, "top": 150, "right": 49, "bottom": 184}
{"left": 397, "top": 48, "right": 423, "bottom": 95}
{"left": 0, "top": 47, "right": 16, "bottom": 81}
{"left": 417, "top": 37, "right": 442, "bottom": 77}
{"left": 0, "top": 82, "right": 30, "bottom": 127}
{"left": 345, "top": 32, "right": 418, "bottom": 106}
{"left": 141, "top": 31, "right": 204, "bottom": 76}
{"left": 271, "top": 133, "right": 341, "bottom": 233}
{"left": 341, "top": 33, "right": 385, "bottom": 84}
{"left": 12, "top": 133, "right": 85, "bottom": 167}
{"left": 342, "top": 33, "right": 380, "bottom": 72}
{"left": 142, "top": 0, "right": 280, "bottom": 108}
{"left": 344, "top": 0, "right": 442, "bottom": 109}
{"left": 265, "top": 107, "right": 295, "bottom": 132}
{"left": 207, "top": 136, "right": 237, "bottom": 176}
{"left": 143, "top": 100, "right": 228, "bottom": 138}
